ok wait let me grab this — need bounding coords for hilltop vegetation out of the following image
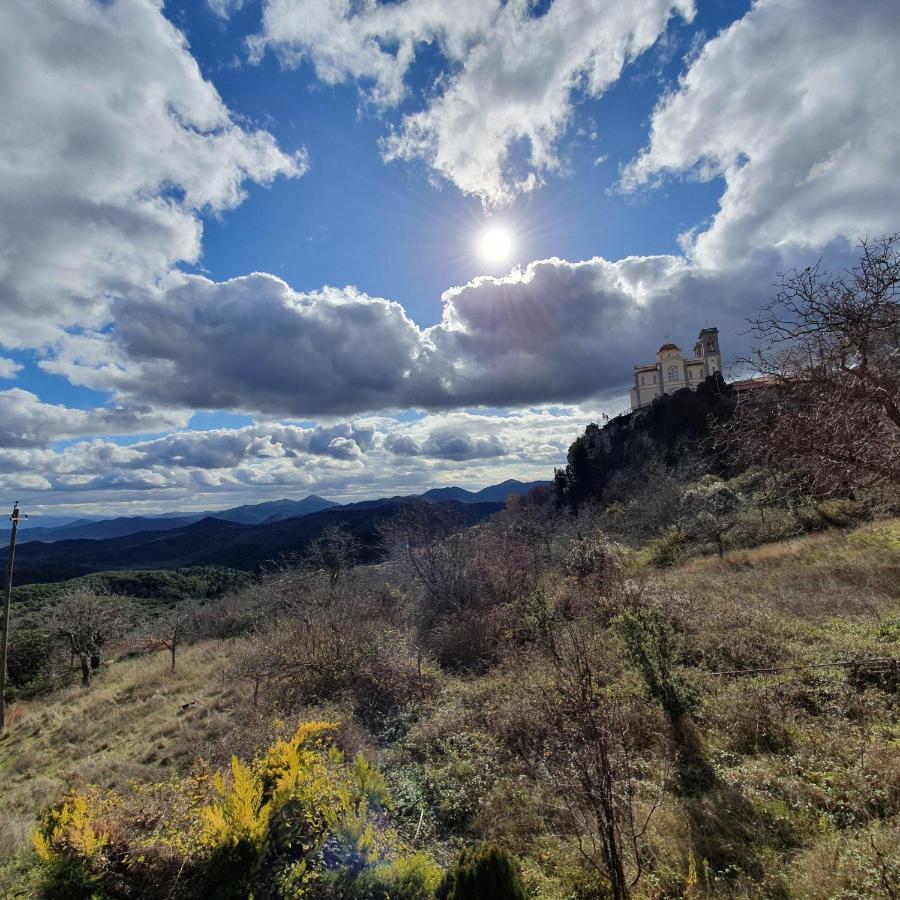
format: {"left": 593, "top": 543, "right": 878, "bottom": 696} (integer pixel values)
{"left": 0, "top": 510, "right": 897, "bottom": 898}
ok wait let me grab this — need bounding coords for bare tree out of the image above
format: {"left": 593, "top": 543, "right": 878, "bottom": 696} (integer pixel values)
{"left": 150, "top": 602, "right": 198, "bottom": 673}
{"left": 542, "top": 627, "right": 661, "bottom": 900}
{"left": 728, "top": 235, "right": 900, "bottom": 493}
{"left": 304, "top": 525, "right": 360, "bottom": 588}
{"left": 43, "top": 588, "right": 129, "bottom": 687}
{"left": 377, "top": 503, "right": 473, "bottom": 623}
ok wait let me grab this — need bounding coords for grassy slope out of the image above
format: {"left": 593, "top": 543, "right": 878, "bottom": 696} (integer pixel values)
{"left": 0, "top": 643, "right": 253, "bottom": 894}
{"left": 1, "top": 520, "right": 898, "bottom": 897}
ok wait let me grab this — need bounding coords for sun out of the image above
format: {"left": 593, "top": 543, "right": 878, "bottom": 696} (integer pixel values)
{"left": 478, "top": 225, "right": 514, "bottom": 263}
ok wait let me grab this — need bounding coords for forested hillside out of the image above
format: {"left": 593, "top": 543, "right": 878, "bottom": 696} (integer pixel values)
{"left": 3, "top": 500, "right": 503, "bottom": 585}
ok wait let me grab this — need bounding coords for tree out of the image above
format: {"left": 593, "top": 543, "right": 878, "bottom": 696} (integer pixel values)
{"left": 304, "top": 526, "right": 360, "bottom": 588}
{"left": 677, "top": 475, "right": 741, "bottom": 558}
{"left": 543, "top": 627, "right": 660, "bottom": 900}
{"left": 150, "top": 602, "right": 198, "bottom": 673}
{"left": 729, "top": 235, "right": 900, "bottom": 493}
{"left": 43, "top": 589, "right": 128, "bottom": 687}
{"left": 6, "top": 628, "right": 52, "bottom": 690}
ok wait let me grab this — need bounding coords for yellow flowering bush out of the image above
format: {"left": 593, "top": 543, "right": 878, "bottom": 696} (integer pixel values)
{"left": 32, "top": 720, "right": 439, "bottom": 899}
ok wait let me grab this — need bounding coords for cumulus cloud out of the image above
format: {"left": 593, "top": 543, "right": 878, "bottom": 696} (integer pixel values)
{"left": 253, "top": 0, "right": 693, "bottom": 205}
{"left": 0, "top": 389, "right": 188, "bottom": 449}
{"left": 250, "top": 0, "right": 498, "bottom": 107}
{"left": 621, "top": 0, "right": 900, "bottom": 266}
{"left": 107, "top": 272, "right": 426, "bottom": 416}
{"left": 66, "top": 254, "right": 759, "bottom": 418}
{"left": 386, "top": 429, "right": 507, "bottom": 461}
{"left": 0, "top": 408, "right": 588, "bottom": 515}
{"left": 0, "top": 0, "right": 305, "bottom": 348}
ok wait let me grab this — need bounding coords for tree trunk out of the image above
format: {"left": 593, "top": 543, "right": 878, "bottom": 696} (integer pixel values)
{"left": 715, "top": 533, "right": 725, "bottom": 559}
{"left": 170, "top": 638, "right": 177, "bottom": 673}
{"left": 80, "top": 655, "right": 91, "bottom": 688}
{"left": 252, "top": 675, "right": 260, "bottom": 707}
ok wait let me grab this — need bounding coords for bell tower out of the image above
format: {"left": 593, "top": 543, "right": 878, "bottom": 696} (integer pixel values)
{"left": 697, "top": 327, "right": 721, "bottom": 376}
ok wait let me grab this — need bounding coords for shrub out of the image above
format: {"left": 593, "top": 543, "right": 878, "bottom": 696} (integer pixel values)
{"left": 615, "top": 607, "right": 696, "bottom": 724}
{"left": 646, "top": 527, "right": 688, "bottom": 568}
{"left": 5, "top": 628, "right": 52, "bottom": 696}
{"left": 436, "top": 843, "right": 527, "bottom": 900}
{"left": 32, "top": 720, "right": 439, "bottom": 900}
{"left": 565, "top": 532, "right": 624, "bottom": 586}
{"left": 816, "top": 499, "right": 869, "bottom": 528}
{"left": 33, "top": 790, "right": 112, "bottom": 899}
{"left": 342, "top": 852, "right": 443, "bottom": 900}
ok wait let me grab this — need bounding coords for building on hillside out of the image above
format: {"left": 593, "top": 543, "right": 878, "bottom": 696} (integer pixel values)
{"left": 629, "top": 327, "right": 722, "bottom": 411}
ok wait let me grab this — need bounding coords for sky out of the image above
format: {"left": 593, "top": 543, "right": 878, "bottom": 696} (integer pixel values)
{"left": 1, "top": 0, "right": 899, "bottom": 518}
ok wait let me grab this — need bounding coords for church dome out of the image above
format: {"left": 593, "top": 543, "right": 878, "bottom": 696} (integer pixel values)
{"left": 658, "top": 342, "right": 680, "bottom": 352}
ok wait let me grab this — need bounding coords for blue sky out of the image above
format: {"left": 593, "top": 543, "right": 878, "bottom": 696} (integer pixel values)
{"left": 1, "top": 0, "right": 898, "bottom": 516}
{"left": 177, "top": 0, "right": 741, "bottom": 323}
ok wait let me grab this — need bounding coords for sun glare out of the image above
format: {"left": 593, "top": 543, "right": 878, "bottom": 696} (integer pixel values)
{"left": 479, "top": 225, "right": 514, "bottom": 263}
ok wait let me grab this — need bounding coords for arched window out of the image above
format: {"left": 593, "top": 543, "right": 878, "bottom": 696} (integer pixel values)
{"left": 641, "top": 376, "right": 645, "bottom": 385}
{"left": 667, "top": 366, "right": 678, "bottom": 383}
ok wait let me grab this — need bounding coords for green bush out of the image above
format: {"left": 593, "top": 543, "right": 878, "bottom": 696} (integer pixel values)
{"left": 646, "top": 528, "right": 688, "bottom": 568}
{"left": 615, "top": 607, "right": 696, "bottom": 723}
{"left": 339, "top": 852, "right": 442, "bottom": 899}
{"left": 436, "top": 843, "right": 527, "bottom": 900}
{"left": 6, "top": 628, "right": 52, "bottom": 693}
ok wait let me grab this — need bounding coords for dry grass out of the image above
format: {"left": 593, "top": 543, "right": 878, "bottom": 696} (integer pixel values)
{"left": 661, "top": 517, "right": 900, "bottom": 618}
{"left": 2, "top": 519, "right": 898, "bottom": 897}
{"left": 0, "top": 640, "right": 253, "bottom": 865}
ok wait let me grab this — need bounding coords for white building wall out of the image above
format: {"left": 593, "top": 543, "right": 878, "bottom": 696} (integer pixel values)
{"left": 629, "top": 328, "right": 721, "bottom": 411}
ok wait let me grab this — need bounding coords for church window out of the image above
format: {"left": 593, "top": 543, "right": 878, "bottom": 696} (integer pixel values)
{"left": 667, "top": 366, "right": 677, "bottom": 383}
{"left": 641, "top": 376, "right": 645, "bottom": 385}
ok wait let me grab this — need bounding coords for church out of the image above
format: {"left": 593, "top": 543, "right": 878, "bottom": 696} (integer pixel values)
{"left": 629, "top": 327, "right": 722, "bottom": 410}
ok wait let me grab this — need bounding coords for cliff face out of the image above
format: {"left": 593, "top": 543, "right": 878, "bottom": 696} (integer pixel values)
{"left": 555, "top": 374, "right": 736, "bottom": 507}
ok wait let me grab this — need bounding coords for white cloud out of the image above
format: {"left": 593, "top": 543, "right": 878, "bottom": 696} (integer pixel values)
{"left": 0, "top": 407, "right": 589, "bottom": 515}
{"left": 207, "top": 0, "right": 245, "bottom": 18}
{"left": 250, "top": 0, "right": 498, "bottom": 107}
{"left": 621, "top": 0, "right": 900, "bottom": 266}
{"left": 0, "top": 0, "right": 305, "bottom": 348}
{"left": 0, "top": 389, "right": 188, "bottom": 449}
{"left": 68, "top": 254, "right": 758, "bottom": 417}
{"left": 0, "top": 357, "right": 22, "bottom": 379}
{"left": 253, "top": 0, "right": 693, "bottom": 205}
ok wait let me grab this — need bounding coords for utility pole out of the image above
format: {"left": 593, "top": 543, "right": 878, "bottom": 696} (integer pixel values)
{"left": 0, "top": 502, "right": 26, "bottom": 732}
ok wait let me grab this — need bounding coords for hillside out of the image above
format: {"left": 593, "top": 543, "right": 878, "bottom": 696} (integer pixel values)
{"left": 1, "top": 520, "right": 897, "bottom": 898}
{"left": 555, "top": 373, "right": 736, "bottom": 507}
{"left": 9, "top": 567, "right": 251, "bottom": 626}
{"left": 2, "top": 499, "right": 503, "bottom": 584}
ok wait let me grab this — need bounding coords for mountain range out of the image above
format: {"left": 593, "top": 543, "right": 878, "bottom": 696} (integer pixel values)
{"left": 6, "top": 480, "right": 546, "bottom": 545}
{"left": 1, "top": 479, "right": 549, "bottom": 585}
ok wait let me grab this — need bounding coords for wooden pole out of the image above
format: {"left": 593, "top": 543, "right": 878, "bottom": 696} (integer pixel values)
{"left": 0, "top": 502, "right": 24, "bottom": 732}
